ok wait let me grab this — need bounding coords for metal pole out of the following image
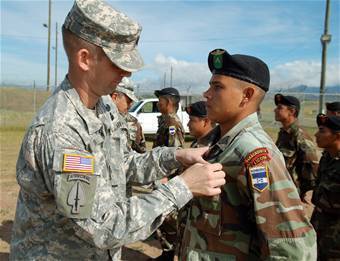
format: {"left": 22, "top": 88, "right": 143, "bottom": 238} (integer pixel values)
{"left": 54, "top": 22, "right": 58, "bottom": 89}
{"left": 170, "top": 66, "right": 173, "bottom": 87}
{"left": 46, "top": 0, "right": 51, "bottom": 91}
{"left": 319, "top": 0, "right": 332, "bottom": 113}
{"left": 163, "top": 72, "right": 166, "bottom": 88}
{"left": 33, "top": 80, "right": 36, "bottom": 114}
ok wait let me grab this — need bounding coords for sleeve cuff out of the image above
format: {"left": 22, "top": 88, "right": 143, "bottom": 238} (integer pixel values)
{"left": 159, "top": 147, "right": 182, "bottom": 173}
{"left": 163, "top": 175, "right": 193, "bottom": 209}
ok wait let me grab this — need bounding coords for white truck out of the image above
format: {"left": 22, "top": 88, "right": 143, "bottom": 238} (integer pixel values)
{"left": 128, "top": 98, "right": 190, "bottom": 135}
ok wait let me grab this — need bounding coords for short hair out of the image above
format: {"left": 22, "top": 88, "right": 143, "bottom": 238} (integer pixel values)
{"left": 163, "top": 95, "right": 180, "bottom": 112}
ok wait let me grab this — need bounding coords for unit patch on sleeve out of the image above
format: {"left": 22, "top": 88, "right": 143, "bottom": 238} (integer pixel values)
{"left": 249, "top": 165, "right": 269, "bottom": 192}
{"left": 244, "top": 147, "right": 270, "bottom": 167}
{"left": 63, "top": 154, "right": 94, "bottom": 174}
{"left": 169, "top": 126, "right": 176, "bottom": 136}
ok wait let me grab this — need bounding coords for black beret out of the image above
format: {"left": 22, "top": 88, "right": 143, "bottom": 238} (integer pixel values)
{"left": 154, "top": 87, "right": 180, "bottom": 98}
{"left": 317, "top": 113, "right": 340, "bottom": 132}
{"left": 274, "top": 94, "right": 300, "bottom": 112}
{"left": 185, "top": 101, "right": 207, "bottom": 118}
{"left": 208, "top": 48, "right": 270, "bottom": 92}
{"left": 326, "top": 102, "right": 340, "bottom": 112}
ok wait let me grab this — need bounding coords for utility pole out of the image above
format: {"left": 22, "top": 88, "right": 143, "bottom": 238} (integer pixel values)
{"left": 33, "top": 80, "right": 36, "bottom": 114}
{"left": 163, "top": 72, "right": 166, "bottom": 88}
{"left": 54, "top": 22, "right": 58, "bottom": 89}
{"left": 170, "top": 66, "right": 173, "bottom": 87}
{"left": 319, "top": 0, "right": 332, "bottom": 113}
{"left": 46, "top": 0, "right": 52, "bottom": 91}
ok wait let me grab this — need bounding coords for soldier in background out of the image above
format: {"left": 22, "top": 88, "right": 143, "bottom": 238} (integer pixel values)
{"left": 274, "top": 94, "right": 319, "bottom": 202}
{"left": 179, "top": 48, "right": 317, "bottom": 260}
{"left": 312, "top": 114, "right": 340, "bottom": 260}
{"left": 326, "top": 101, "right": 340, "bottom": 116}
{"left": 153, "top": 87, "right": 185, "bottom": 149}
{"left": 110, "top": 77, "right": 146, "bottom": 153}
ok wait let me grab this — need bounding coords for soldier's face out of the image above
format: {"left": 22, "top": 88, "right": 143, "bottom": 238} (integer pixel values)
{"left": 203, "top": 75, "right": 244, "bottom": 124}
{"left": 315, "top": 126, "right": 338, "bottom": 149}
{"left": 157, "top": 97, "right": 168, "bottom": 114}
{"left": 274, "top": 104, "right": 293, "bottom": 122}
{"left": 114, "top": 93, "right": 133, "bottom": 114}
{"left": 188, "top": 116, "right": 206, "bottom": 138}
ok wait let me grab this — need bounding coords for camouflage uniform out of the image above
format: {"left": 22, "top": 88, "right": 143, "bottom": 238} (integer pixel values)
{"left": 153, "top": 113, "right": 185, "bottom": 148}
{"left": 311, "top": 151, "right": 340, "bottom": 260}
{"left": 123, "top": 112, "right": 146, "bottom": 153}
{"left": 10, "top": 78, "right": 193, "bottom": 260}
{"left": 179, "top": 113, "right": 317, "bottom": 260}
{"left": 276, "top": 121, "right": 319, "bottom": 195}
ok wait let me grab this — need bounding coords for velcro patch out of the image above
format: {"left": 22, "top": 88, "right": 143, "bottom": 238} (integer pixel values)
{"left": 63, "top": 154, "right": 94, "bottom": 174}
{"left": 169, "top": 126, "right": 176, "bottom": 135}
{"left": 244, "top": 147, "right": 270, "bottom": 167}
{"left": 249, "top": 166, "right": 269, "bottom": 192}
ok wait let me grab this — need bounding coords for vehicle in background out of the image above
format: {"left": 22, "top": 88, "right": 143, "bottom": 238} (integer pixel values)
{"left": 129, "top": 98, "right": 190, "bottom": 135}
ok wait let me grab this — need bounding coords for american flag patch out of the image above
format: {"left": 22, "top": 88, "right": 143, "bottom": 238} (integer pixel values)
{"left": 63, "top": 154, "right": 94, "bottom": 174}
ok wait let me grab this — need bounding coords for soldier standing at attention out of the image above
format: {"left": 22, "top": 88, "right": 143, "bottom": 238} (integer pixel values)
{"left": 153, "top": 87, "right": 185, "bottom": 148}
{"left": 326, "top": 101, "right": 340, "bottom": 116}
{"left": 179, "top": 48, "right": 317, "bottom": 260}
{"left": 109, "top": 77, "right": 146, "bottom": 153}
{"left": 312, "top": 114, "right": 340, "bottom": 260}
{"left": 9, "top": 1, "right": 227, "bottom": 260}
{"left": 274, "top": 94, "right": 319, "bottom": 202}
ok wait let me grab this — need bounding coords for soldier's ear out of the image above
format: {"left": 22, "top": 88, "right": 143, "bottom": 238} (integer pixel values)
{"left": 241, "top": 87, "right": 254, "bottom": 105}
{"left": 77, "top": 48, "right": 91, "bottom": 71}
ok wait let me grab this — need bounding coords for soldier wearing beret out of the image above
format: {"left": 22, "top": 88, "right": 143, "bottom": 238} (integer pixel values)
{"left": 109, "top": 77, "right": 146, "bottom": 154}
{"left": 326, "top": 101, "right": 340, "bottom": 116}
{"left": 274, "top": 94, "right": 319, "bottom": 202}
{"left": 178, "top": 48, "right": 316, "bottom": 260}
{"left": 153, "top": 87, "right": 185, "bottom": 149}
{"left": 9, "top": 1, "right": 227, "bottom": 259}
{"left": 311, "top": 114, "right": 340, "bottom": 260}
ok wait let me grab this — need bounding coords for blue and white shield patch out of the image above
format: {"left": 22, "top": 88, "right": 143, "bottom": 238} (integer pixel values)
{"left": 249, "top": 165, "right": 269, "bottom": 192}
{"left": 169, "top": 126, "right": 176, "bottom": 135}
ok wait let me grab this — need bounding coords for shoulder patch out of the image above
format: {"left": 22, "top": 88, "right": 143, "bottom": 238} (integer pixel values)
{"left": 249, "top": 165, "right": 269, "bottom": 192}
{"left": 169, "top": 125, "right": 176, "bottom": 135}
{"left": 63, "top": 154, "right": 94, "bottom": 174}
{"left": 244, "top": 147, "right": 270, "bottom": 167}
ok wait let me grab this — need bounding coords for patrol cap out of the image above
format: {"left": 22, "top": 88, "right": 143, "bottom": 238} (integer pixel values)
{"left": 185, "top": 101, "right": 207, "bottom": 118}
{"left": 154, "top": 87, "right": 180, "bottom": 98}
{"left": 274, "top": 94, "right": 300, "bottom": 112}
{"left": 326, "top": 101, "right": 340, "bottom": 112}
{"left": 63, "top": 0, "right": 143, "bottom": 72}
{"left": 208, "top": 48, "right": 270, "bottom": 92}
{"left": 317, "top": 113, "right": 340, "bottom": 132}
{"left": 115, "top": 77, "right": 138, "bottom": 102}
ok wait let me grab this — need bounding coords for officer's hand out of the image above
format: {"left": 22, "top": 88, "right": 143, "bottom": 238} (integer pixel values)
{"left": 180, "top": 163, "right": 225, "bottom": 196}
{"left": 175, "top": 147, "right": 209, "bottom": 167}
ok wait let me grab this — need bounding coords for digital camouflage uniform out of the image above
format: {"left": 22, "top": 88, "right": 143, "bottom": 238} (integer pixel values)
{"left": 123, "top": 112, "right": 146, "bottom": 153}
{"left": 276, "top": 121, "right": 319, "bottom": 195}
{"left": 10, "top": 78, "right": 193, "bottom": 260}
{"left": 179, "top": 113, "right": 317, "bottom": 260}
{"left": 153, "top": 113, "right": 185, "bottom": 148}
{"left": 311, "top": 151, "right": 340, "bottom": 260}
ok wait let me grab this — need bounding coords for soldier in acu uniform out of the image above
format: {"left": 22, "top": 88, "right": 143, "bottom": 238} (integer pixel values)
{"left": 9, "top": 1, "right": 227, "bottom": 260}
{"left": 274, "top": 94, "right": 319, "bottom": 201}
{"left": 153, "top": 87, "right": 185, "bottom": 149}
{"left": 326, "top": 101, "right": 340, "bottom": 116}
{"left": 109, "top": 77, "right": 146, "bottom": 153}
{"left": 178, "top": 48, "right": 317, "bottom": 260}
{"left": 312, "top": 113, "right": 340, "bottom": 260}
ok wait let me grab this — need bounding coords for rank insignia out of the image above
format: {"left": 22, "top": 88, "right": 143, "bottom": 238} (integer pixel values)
{"left": 249, "top": 165, "right": 269, "bottom": 192}
{"left": 169, "top": 126, "right": 176, "bottom": 135}
{"left": 63, "top": 154, "right": 94, "bottom": 174}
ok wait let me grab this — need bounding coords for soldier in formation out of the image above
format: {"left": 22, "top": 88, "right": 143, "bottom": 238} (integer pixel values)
{"left": 274, "top": 93, "right": 319, "bottom": 201}
{"left": 9, "top": 1, "right": 226, "bottom": 259}
{"left": 312, "top": 113, "right": 340, "bottom": 260}
{"left": 178, "top": 48, "right": 317, "bottom": 260}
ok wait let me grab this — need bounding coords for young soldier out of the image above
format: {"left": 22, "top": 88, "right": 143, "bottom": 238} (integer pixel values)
{"left": 179, "top": 48, "right": 316, "bottom": 260}
{"left": 274, "top": 94, "right": 319, "bottom": 201}
{"left": 153, "top": 87, "right": 185, "bottom": 148}
{"left": 312, "top": 114, "right": 340, "bottom": 260}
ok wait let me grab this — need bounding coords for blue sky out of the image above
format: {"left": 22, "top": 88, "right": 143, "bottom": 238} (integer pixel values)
{"left": 1, "top": 0, "right": 339, "bottom": 94}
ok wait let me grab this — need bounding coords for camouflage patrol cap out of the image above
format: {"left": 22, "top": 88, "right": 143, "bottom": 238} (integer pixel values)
{"left": 317, "top": 113, "right": 340, "bottom": 132}
{"left": 208, "top": 48, "right": 270, "bottom": 92}
{"left": 115, "top": 77, "right": 138, "bottom": 102}
{"left": 63, "top": 0, "right": 143, "bottom": 72}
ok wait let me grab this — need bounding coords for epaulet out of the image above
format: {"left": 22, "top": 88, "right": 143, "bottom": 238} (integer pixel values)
{"left": 244, "top": 147, "right": 271, "bottom": 192}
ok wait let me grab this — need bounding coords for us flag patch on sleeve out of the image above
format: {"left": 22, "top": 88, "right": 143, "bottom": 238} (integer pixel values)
{"left": 63, "top": 154, "right": 94, "bottom": 174}
{"left": 249, "top": 166, "right": 269, "bottom": 192}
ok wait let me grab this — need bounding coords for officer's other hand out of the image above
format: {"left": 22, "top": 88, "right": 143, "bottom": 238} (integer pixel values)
{"left": 180, "top": 163, "right": 225, "bottom": 196}
{"left": 175, "top": 147, "right": 209, "bottom": 167}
